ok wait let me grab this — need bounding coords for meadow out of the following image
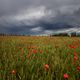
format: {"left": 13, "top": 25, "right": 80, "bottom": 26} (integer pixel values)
{"left": 0, "top": 36, "right": 80, "bottom": 80}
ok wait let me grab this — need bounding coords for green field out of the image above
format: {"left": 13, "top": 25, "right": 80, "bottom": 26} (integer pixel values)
{"left": 0, "top": 36, "right": 80, "bottom": 80}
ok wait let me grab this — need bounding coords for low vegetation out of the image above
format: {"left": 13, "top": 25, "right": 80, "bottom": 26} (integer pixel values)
{"left": 0, "top": 36, "right": 80, "bottom": 80}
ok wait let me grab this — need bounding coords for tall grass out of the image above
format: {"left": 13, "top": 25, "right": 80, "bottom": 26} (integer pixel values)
{"left": 0, "top": 36, "right": 80, "bottom": 80}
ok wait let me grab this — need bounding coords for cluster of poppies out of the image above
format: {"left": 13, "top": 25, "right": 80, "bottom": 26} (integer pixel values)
{"left": 10, "top": 37, "right": 80, "bottom": 80}
{"left": 33, "top": 49, "right": 49, "bottom": 71}
{"left": 63, "top": 38, "right": 80, "bottom": 79}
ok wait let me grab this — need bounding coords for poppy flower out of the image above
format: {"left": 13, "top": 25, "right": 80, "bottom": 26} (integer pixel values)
{"left": 73, "top": 52, "right": 77, "bottom": 56}
{"left": 77, "top": 66, "right": 80, "bottom": 71}
{"left": 74, "top": 56, "right": 78, "bottom": 61}
{"left": 40, "top": 50, "right": 43, "bottom": 53}
{"left": 44, "top": 64, "right": 49, "bottom": 71}
{"left": 69, "top": 45, "right": 76, "bottom": 49}
{"left": 11, "top": 69, "right": 16, "bottom": 74}
{"left": 33, "top": 50, "right": 37, "bottom": 54}
{"left": 63, "top": 73, "right": 69, "bottom": 79}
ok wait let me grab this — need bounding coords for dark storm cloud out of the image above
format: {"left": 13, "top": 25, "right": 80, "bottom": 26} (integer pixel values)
{"left": 0, "top": 0, "right": 80, "bottom": 35}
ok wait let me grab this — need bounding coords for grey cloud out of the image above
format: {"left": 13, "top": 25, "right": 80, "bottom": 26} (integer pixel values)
{"left": 0, "top": 0, "right": 80, "bottom": 35}
{"left": 0, "top": 0, "right": 80, "bottom": 16}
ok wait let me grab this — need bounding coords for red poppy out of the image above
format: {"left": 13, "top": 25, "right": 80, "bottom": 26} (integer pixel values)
{"left": 69, "top": 45, "right": 77, "bottom": 49}
{"left": 40, "top": 50, "right": 43, "bottom": 53}
{"left": 33, "top": 50, "right": 37, "bottom": 54}
{"left": 74, "top": 56, "right": 78, "bottom": 61}
{"left": 44, "top": 64, "right": 49, "bottom": 71}
{"left": 11, "top": 70, "right": 16, "bottom": 74}
{"left": 63, "top": 73, "right": 69, "bottom": 79}
{"left": 77, "top": 66, "right": 80, "bottom": 71}
{"left": 73, "top": 52, "right": 77, "bottom": 56}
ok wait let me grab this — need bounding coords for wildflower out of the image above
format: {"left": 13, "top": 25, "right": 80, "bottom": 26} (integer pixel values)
{"left": 44, "top": 64, "right": 49, "bottom": 71}
{"left": 74, "top": 56, "right": 78, "bottom": 61}
{"left": 73, "top": 52, "right": 77, "bottom": 56}
{"left": 40, "top": 50, "right": 43, "bottom": 53}
{"left": 63, "top": 73, "right": 69, "bottom": 79}
{"left": 69, "top": 44, "right": 76, "bottom": 49}
{"left": 33, "top": 50, "right": 37, "bottom": 54}
{"left": 77, "top": 66, "right": 80, "bottom": 71}
{"left": 11, "top": 70, "right": 16, "bottom": 75}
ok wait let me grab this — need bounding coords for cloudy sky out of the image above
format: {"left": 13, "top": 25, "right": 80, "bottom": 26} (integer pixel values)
{"left": 0, "top": 0, "right": 80, "bottom": 35}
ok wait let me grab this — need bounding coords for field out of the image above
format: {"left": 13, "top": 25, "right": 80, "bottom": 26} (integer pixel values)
{"left": 0, "top": 36, "right": 80, "bottom": 80}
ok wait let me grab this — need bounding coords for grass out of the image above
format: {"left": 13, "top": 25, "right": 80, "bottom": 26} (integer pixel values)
{"left": 0, "top": 36, "right": 80, "bottom": 80}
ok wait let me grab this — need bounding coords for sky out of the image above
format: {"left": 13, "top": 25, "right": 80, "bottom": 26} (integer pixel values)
{"left": 0, "top": 0, "right": 80, "bottom": 35}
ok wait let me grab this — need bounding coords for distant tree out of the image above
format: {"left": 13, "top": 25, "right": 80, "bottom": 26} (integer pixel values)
{"left": 71, "top": 32, "right": 76, "bottom": 37}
